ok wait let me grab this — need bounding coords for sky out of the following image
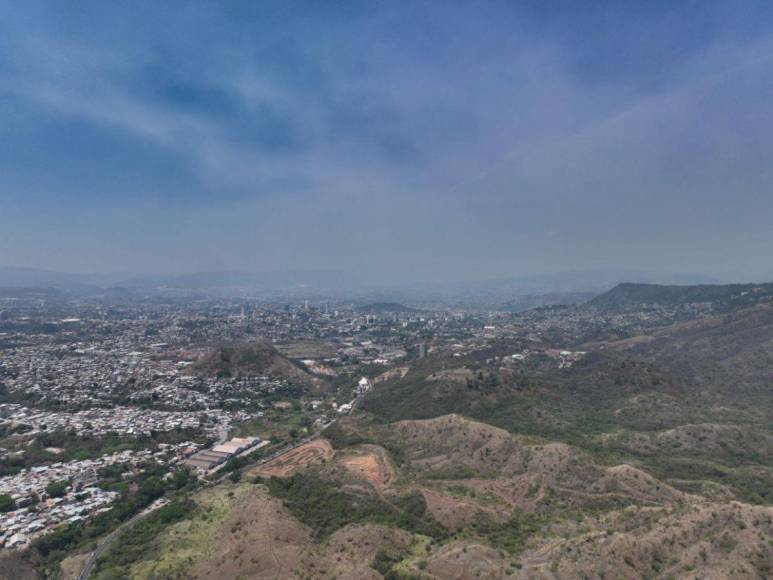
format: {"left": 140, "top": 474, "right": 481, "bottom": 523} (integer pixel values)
{"left": 1, "top": 0, "right": 773, "bottom": 284}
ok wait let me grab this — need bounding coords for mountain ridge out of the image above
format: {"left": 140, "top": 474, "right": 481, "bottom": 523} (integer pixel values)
{"left": 588, "top": 281, "right": 773, "bottom": 312}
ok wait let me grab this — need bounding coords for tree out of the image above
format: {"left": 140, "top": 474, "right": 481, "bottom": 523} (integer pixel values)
{"left": 46, "top": 480, "right": 69, "bottom": 498}
{"left": 138, "top": 476, "right": 165, "bottom": 503}
{"left": 0, "top": 494, "right": 15, "bottom": 513}
{"left": 170, "top": 468, "right": 192, "bottom": 489}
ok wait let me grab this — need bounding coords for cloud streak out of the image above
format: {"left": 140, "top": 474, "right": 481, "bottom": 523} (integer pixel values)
{"left": 1, "top": 1, "right": 773, "bottom": 281}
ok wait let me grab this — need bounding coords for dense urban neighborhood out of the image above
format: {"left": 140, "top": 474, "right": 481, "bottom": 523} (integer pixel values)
{"left": 0, "top": 296, "right": 470, "bottom": 552}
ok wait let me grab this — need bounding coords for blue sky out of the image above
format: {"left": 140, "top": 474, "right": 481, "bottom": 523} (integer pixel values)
{"left": 1, "top": 1, "right": 773, "bottom": 282}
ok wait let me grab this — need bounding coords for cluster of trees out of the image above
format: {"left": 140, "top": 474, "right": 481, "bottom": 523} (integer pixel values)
{"left": 45, "top": 480, "right": 69, "bottom": 499}
{"left": 372, "top": 546, "right": 410, "bottom": 577}
{"left": 30, "top": 463, "right": 196, "bottom": 575}
{"left": 465, "top": 370, "right": 500, "bottom": 391}
{"left": 92, "top": 499, "right": 193, "bottom": 577}
{"left": 472, "top": 509, "right": 547, "bottom": 555}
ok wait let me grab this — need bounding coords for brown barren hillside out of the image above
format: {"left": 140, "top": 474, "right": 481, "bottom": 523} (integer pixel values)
{"left": 189, "top": 487, "right": 311, "bottom": 580}
{"left": 94, "top": 413, "right": 773, "bottom": 579}
{"left": 249, "top": 439, "right": 333, "bottom": 478}
{"left": 527, "top": 502, "right": 773, "bottom": 579}
{"left": 384, "top": 415, "right": 687, "bottom": 510}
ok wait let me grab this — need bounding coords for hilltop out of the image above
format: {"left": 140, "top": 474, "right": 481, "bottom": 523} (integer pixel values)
{"left": 588, "top": 281, "right": 773, "bottom": 312}
{"left": 191, "top": 341, "right": 325, "bottom": 389}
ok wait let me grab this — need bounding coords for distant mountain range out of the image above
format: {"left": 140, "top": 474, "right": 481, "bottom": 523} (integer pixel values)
{"left": 117, "top": 270, "right": 357, "bottom": 292}
{"left": 429, "top": 269, "right": 721, "bottom": 294}
{"left": 0, "top": 266, "right": 729, "bottom": 306}
{"left": 0, "top": 267, "right": 123, "bottom": 288}
{"left": 0, "top": 267, "right": 357, "bottom": 300}
{"left": 376, "top": 270, "right": 723, "bottom": 309}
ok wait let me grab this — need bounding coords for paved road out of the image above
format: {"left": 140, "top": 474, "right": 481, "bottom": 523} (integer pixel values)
{"left": 75, "top": 426, "right": 334, "bottom": 579}
{"left": 77, "top": 498, "right": 168, "bottom": 580}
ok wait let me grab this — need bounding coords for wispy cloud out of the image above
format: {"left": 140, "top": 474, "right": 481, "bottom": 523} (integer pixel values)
{"left": 1, "top": 1, "right": 773, "bottom": 280}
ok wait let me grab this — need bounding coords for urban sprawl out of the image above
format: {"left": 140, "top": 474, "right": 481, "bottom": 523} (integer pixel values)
{"left": 0, "top": 293, "right": 707, "bottom": 549}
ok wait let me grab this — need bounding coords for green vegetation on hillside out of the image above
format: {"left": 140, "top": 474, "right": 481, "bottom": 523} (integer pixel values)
{"left": 363, "top": 352, "right": 686, "bottom": 438}
{"left": 267, "top": 472, "right": 446, "bottom": 540}
{"left": 361, "top": 317, "right": 773, "bottom": 506}
{"left": 93, "top": 500, "right": 193, "bottom": 579}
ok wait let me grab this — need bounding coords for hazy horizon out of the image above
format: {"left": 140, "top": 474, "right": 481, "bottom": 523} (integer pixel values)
{"left": 3, "top": 1, "right": 773, "bottom": 283}
{"left": 0, "top": 263, "right": 757, "bottom": 290}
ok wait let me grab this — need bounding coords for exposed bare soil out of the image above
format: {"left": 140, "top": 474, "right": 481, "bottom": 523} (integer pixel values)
{"left": 58, "top": 552, "right": 91, "bottom": 580}
{"left": 375, "top": 366, "right": 409, "bottom": 383}
{"left": 338, "top": 444, "right": 396, "bottom": 488}
{"left": 250, "top": 439, "right": 333, "bottom": 478}
{"left": 420, "top": 487, "right": 504, "bottom": 530}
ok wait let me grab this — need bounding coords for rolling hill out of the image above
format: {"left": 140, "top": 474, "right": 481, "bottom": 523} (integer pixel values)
{"left": 191, "top": 341, "right": 325, "bottom": 389}
{"left": 588, "top": 281, "right": 773, "bottom": 312}
{"left": 80, "top": 415, "right": 773, "bottom": 579}
{"left": 362, "top": 301, "right": 773, "bottom": 504}
{"left": 592, "top": 301, "right": 773, "bottom": 400}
